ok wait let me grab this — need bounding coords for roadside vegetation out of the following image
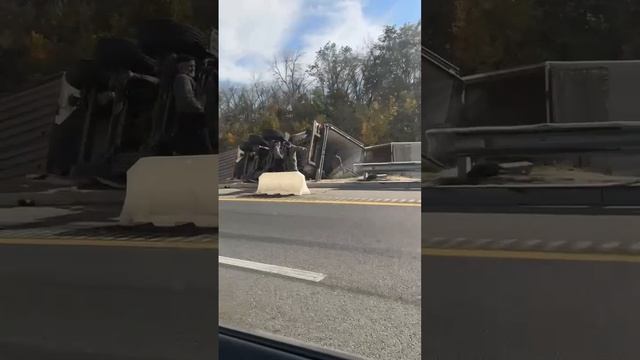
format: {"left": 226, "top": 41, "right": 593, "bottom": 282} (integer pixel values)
{"left": 219, "top": 22, "right": 421, "bottom": 151}
{"left": 0, "top": 0, "right": 214, "bottom": 93}
{"left": 426, "top": 0, "right": 640, "bottom": 74}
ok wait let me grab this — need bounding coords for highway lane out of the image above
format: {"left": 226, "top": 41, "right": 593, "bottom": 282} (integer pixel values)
{"left": 0, "top": 237, "right": 217, "bottom": 359}
{"left": 422, "top": 208, "right": 640, "bottom": 360}
{"left": 422, "top": 210, "right": 640, "bottom": 253}
{"left": 219, "top": 198, "right": 421, "bottom": 360}
{"left": 219, "top": 187, "right": 422, "bottom": 204}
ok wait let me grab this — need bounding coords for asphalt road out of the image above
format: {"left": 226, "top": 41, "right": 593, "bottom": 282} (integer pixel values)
{"left": 0, "top": 230, "right": 217, "bottom": 359}
{"left": 219, "top": 197, "right": 421, "bottom": 360}
{"left": 423, "top": 209, "right": 640, "bottom": 253}
{"left": 422, "top": 208, "right": 640, "bottom": 360}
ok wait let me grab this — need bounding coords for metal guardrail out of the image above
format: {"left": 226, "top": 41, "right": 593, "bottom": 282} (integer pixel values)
{"left": 425, "top": 121, "right": 640, "bottom": 160}
{"left": 354, "top": 161, "right": 421, "bottom": 177}
{"left": 424, "top": 121, "right": 640, "bottom": 179}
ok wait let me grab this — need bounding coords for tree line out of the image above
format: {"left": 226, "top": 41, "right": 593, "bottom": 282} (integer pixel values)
{"left": 425, "top": 0, "right": 640, "bottom": 75}
{"left": 219, "top": 22, "right": 421, "bottom": 151}
{"left": 0, "top": 0, "right": 215, "bottom": 93}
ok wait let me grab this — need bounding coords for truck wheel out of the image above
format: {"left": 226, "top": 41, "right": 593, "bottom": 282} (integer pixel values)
{"left": 66, "top": 60, "right": 109, "bottom": 91}
{"left": 136, "top": 19, "right": 211, "bottom": 59}
{"left": 95, "top": 37, "right": 157, "bottom": 75}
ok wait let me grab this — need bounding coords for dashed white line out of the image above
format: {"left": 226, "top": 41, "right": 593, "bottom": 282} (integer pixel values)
{"left": 523, "top": 239, "right": 543, "bottom": 248}
{"left": 600, "top": 242, "right": 621, "bottom": 250}
{"left": 545, "top": 240, "right": 567, "bottom": 249}
{"left": 572, "top": 240, "right": 593, "bottom": 250}
{"left": 494, "top": 239, "right": 518, "bottom": 248}
{"left": 473, "top": 238, "right": 494, "bottom": 247}
{"left": 446, "top": 237, "right": 467, "bottom": 247}
{"left": 219, "top": 256, "right": 327, "bottom": 282}
{"left": 428, "top": 236, "right": 447, "bottom": 243}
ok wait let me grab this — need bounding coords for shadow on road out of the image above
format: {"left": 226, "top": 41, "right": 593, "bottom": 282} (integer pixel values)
{"left": 0, "top": 206, "right": 121, "bottom": 230}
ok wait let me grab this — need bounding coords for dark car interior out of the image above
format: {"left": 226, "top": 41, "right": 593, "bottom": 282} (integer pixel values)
{"left": 219, "top": 326, "right": 366, "bottom": 360}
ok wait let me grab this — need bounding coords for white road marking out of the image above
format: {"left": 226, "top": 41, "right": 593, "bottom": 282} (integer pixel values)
{"left": 523, "top": 239, "right": 543, "bottom": 248}
{"left": 67, "top": 221, "right": 118, "bottom": 227}
{"left": 427, "top": 237, "right": 447, "bottom": 243}
{"left": 545, "top": 240, "right": 567, "bottom": 249}
{"left": 572, "top": 240, "right": 593, "bottom": 250}
{"left": 219, "top": 256, "right": 327, "bottom": 282}
{"left": 525, "top": 205, "right": 590, "bottom": 209}
{"left": 446, "top": 237, "right": 467, "bottom": 247}
{"left": 600, "top": 241, "right": 621, "bottom": 250}
{"left": 474, "top": 238, "right": 494, "bottom": 247}
{"left": 494, "top": 238, "right": 518, "bottom": 248}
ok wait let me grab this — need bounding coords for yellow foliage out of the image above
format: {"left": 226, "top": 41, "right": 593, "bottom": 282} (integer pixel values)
{"left": 224, "top": 132, "right": 238, "bottom": 147}
{"left": 28, "top": 31, "right": 51, "bottom": 61}
{"left": 259, "top": 111, "right": 280, "bottom": 131}
{"left": 360, "top": 99, "right": 397, "bottom": 145}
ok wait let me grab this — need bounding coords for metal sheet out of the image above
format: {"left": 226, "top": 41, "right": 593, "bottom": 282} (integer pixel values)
{"left": 391, "top": 142, "right": 421, "bottom": 162}
{"left": 364, "top": 144, "right": 392, "bottom": 163}
{"left": 0, "top": 75, "right": 62, "bottom": 180}
{"left": 549, "top": 61, "right": 640, "bottom": 123}
{"left": 551, "top": 66, "right": 609, "bottom": 123}
{"left": 424, "top": 121, "right": 640, "bottom": 162}
{"left": 318, "top": 124, "right": 364, "bottom": 179}
{"left": 462, "top": 67, "right": 547, "bottom": 127}
{"left": 218, "top": 148, "right": 237, "bottom": 182}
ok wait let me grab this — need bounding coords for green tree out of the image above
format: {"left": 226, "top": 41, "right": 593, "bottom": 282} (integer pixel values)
{"left": 434, "top": 0, "right": 640, "bottom": 75}
{"left": 0, "top": 0, "right": 214, "bottom": 92}
{"left": 359, "top": 99, "right": 396, "bottom": 145}
{"left": 220, "top": 21, "right": 422, "bottom": 151}
{"left": 451, "top": 0, "right": 538, "bottom": 73}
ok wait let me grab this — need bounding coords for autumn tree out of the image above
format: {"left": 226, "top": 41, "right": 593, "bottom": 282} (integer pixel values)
{"left": 220, "top": 22, "right": 421, "bottom": 151}
{"left": 429, "top": 0, "right": 640, "bottom": 75}
{"left": 0, "top": 0, "right": 213, "bottom": 92}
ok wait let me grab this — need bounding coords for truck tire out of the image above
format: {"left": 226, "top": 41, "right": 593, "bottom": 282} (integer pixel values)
{"left": 261, "top": 129, "right": 286, "bottom": 142}
{"left": 136, "top": 19, "right": 211, "bottom": 59}
{"left": 65, "top": 60, "right": 109, "bottom": 91}
{"left": 95, "top": 37, "right": 157, "bottom": 75}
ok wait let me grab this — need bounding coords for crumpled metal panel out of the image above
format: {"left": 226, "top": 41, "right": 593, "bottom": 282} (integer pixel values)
{"left": 218, "top": 148, "right": 237, "bottom": 182}
{"left": 0, "top": 74, "right": 63, "bottom": 180}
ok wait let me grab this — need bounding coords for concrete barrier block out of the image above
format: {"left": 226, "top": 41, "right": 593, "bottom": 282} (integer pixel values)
{"left": 119, "top": 155, "right": 218, "bottom": 227}
{"left": 256, "top": 171, "right": 310, "bottom": 196}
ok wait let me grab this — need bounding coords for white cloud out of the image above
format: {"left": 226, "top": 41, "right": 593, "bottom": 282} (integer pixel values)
{"left": 299, "top": 0, "right": 384, "bottom": 67}
{"left": 219, "top": 0, "right": 386, "bottom": 84}
{"left": 219, "top": 0, "right": 303, "bottom": 83}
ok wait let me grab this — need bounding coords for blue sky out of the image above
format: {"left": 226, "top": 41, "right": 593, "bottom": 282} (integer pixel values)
{"left": 219, "top": 0, "right": 420, "bottom": 84}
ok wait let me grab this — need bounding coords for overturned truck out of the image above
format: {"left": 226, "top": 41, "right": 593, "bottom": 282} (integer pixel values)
{"left": 231, "top": 121, "right": 421, "bottom": 182}
{"left": 48, "top": 19, "right": 218, "bottom": 183}
{"left": 233, "top": 121, "right": 366, "bottom": 182}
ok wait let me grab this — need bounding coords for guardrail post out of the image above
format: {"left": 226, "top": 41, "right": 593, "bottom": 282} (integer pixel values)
{"left": 457, "top": 156, "right": 471, "bottom": 180}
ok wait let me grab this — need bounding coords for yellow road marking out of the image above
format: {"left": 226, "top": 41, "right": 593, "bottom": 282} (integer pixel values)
{"left": 422, "top": 247, "right": 640, "bottom": 263}
{"left": 220, "top": 197, "right": 421, "bottom": 207}
{"left": 0, "top": 237, "right": 217, "bottom": 250}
